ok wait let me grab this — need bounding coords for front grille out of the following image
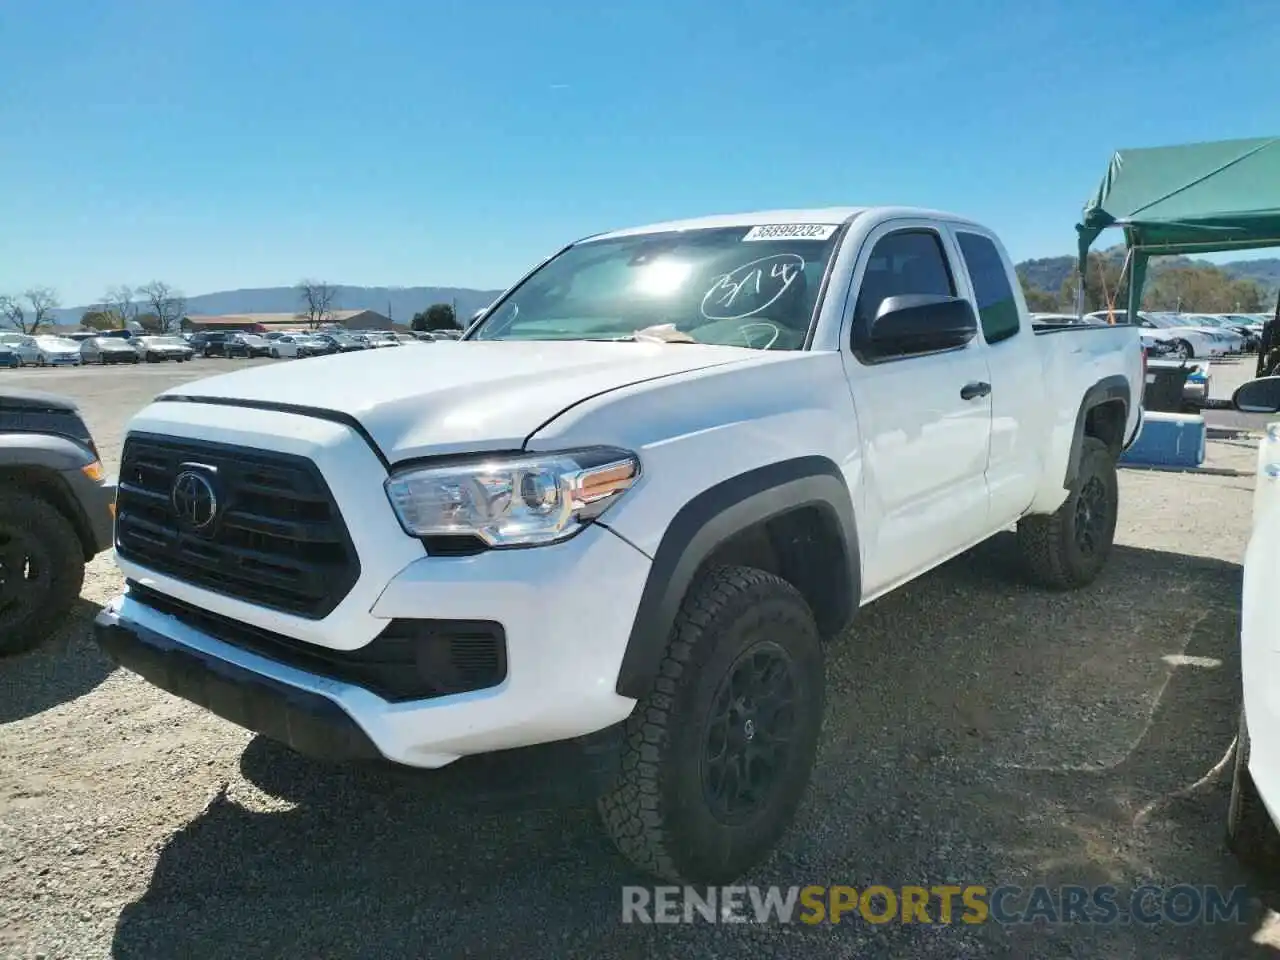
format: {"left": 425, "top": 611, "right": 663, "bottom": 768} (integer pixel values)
{"left": 128, "top": 582, "right": 508, "bottom": 702}
{"left": 115, "top": 433, "right": 360, "bottom": 618}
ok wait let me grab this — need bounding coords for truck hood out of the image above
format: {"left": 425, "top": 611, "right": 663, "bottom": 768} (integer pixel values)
{"left": 159, "top": 339, "right": 761, "bottom": 463}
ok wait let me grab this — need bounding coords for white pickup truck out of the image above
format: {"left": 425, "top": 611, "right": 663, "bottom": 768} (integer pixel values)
{"left": 95, "top": 207, "right": 1144, "bottom": 883}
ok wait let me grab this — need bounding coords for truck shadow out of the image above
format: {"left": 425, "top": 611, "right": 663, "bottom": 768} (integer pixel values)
{"left": 0, "top": 599, "right": 114, "bottom": 724}
{"left": 110, "top": 539, "right": 1273, "bottom": 959}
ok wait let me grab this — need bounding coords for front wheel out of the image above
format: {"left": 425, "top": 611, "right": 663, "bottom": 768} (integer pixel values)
{"left": 1228, "top": 706, "right": 1280, "bottom": 866}
{"left": 598, "top": 565, "right": 825, "bottom": 883}
{"left": 0, "top": 491, "right": 86, "bottom": 657}
{"left": 1017, "top": 436, "right": 1118, "bottom": 589}
{"left": 1174, "top": 340, "right": 1194, "bottom": 360}
{"left": 36, "top": 356, "right": 46, "bottom": 367}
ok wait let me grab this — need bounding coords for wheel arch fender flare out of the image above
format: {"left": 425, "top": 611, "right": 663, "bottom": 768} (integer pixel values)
{"left": 613, "top": 456, "right": 860, "bottom": 699}
{"left": 1064, "top": 374, "right": 1130, "bottom": 488}
{"left": 0, "top": 436, "right": 104, "bottom": 558}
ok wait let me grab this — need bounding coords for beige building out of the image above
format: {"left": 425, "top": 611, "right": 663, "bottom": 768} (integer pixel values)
{"left": 183, "top": 309, "right": 396, "bottom": 333}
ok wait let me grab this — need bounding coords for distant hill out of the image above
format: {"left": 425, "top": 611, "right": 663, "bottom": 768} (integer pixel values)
{"left": 1015, "top": 253, "right": 1280, "bottom": 299}
{"left": 44, "top": 256, "right": 1280, "bottom": 329}
{"left": 50, "top": 284, "right": 505, "bottom": 328}
{"left": 1221, "top": 259, "right": 1280, "bottom": 292}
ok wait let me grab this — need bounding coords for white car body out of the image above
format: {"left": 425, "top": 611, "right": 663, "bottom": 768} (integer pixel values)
{"left": 1233, "top": 385, "right": 1280, "bottom": 859}
{"left": 32, "top": 336, "right": 84, "bottom": 366}
{"left": 1242, "top": 426, "right": 1280, "bottom": 824}
{"left": 268, "top": 335, "right": 307, "bottom": 358}
{"left": 0, "top": 333, "right": 42, "bottom": 365}
{"left": 1128, "top": 313, "right": 1228, "bottom": 359}
{"left": 1183, "top": 314, "right": 1247, "bottom": 353}
{"left": 94, "top": 207, "right": 1145, "bottom": 883}
{"left": 98, "top": 205, "right": 1143, "bottom": 771}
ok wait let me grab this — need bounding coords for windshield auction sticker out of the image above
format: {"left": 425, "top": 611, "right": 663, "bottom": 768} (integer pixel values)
{"left": 741, "top": 224, "right": 838, "bottom": 241}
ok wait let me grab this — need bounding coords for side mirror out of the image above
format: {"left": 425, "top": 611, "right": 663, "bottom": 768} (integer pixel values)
{"left": 867, "top": 295, "right": 977, "bottom": 358}
{"left": 1233, "top": 376, "right": 1280, "bottom": 413}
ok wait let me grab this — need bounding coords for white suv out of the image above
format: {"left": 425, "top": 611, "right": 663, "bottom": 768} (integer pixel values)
{"left": 1228, "top": 375, "right": 1280, "bottom": 862}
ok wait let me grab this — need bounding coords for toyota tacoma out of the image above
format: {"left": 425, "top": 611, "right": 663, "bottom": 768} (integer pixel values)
{"left": 94, "top": 207, "right": 1144, "bottom": 882}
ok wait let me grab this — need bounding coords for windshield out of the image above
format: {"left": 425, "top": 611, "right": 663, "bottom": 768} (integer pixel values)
{"left": 36, "top": 337, "right": 76, "bottom": 349}
{"left": 469, "top": 224, "right": 844, "bottom": 350}
{"left": 240, "top": 335, "right": 266, "bottom": 344}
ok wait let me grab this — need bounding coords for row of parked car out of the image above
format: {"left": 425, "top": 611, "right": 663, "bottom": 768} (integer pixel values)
{"left": 187, "top": 327, "right": 449, "bottom": 359}
{"left": 0, "top": 331, "right": 195, "bottom": 368}
{"left": 1031, "top": 310, "right": 1269, "bottom": 359}
{"left": 0, "top": 326, "right": 462, "bottom": 369}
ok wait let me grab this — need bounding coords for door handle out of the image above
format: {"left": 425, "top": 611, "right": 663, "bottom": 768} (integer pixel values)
{"left": 961, "top": 381, "right": 991, "bottom": 400}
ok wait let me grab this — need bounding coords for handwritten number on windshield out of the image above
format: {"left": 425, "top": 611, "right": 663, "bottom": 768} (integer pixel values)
{"left": 700, "top": 254, "right": 805, "bottom": 321}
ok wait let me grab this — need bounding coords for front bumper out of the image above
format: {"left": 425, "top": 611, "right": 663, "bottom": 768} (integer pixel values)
{"left": 60, "top": 466, "right": 117, "bottom": 554}
{"left": 95, "top": 610, "right": 382, "bottom": 760}
{"left": 101, "top": 520, "right": 650, "bottom": 768}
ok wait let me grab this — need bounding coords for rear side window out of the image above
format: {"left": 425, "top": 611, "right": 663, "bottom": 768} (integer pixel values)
{"left": 957, "top": 232, "right": 1020, "bottom": 344}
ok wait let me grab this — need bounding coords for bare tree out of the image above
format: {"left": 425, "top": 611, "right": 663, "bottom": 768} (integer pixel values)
{"left": 137, "top": 281, "right": 186, "bottom": 333}
{"left": 0, "top": 287, "right": 60, "bottom": 333}
{"left": 296, "top": 279, "right": 339, "bottom": 329}
{"left": 103, "top": 285, "right": 138, "bottom": 329}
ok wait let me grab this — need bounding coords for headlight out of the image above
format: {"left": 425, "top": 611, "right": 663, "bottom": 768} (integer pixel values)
{"left": 384, "top": 447, "right": 640, "bottom": 547}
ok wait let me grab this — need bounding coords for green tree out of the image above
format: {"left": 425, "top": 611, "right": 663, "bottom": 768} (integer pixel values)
{"left": 1144, "top": 264, "right": 1266, "bottom": 312}
{"left": 1022, "top": 285, "right": 1061, "bottom": 312}
{"left": 1057, "top": 252, "right": 1131, "bottom": 315}
{"left": 414, "top": 302, "right": 458, "bottom": 331}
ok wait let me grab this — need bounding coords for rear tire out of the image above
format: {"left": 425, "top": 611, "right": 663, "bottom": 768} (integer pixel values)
{"left": 0, "top": 491, "right": 85, "bottom": 657}
{"left": 598, "top": 565, "right": 825, "bottom": 883}
{"left": 1228, "top": 706, "right": 1280, "bottom": 866}
{"left": 1017, "top": 436, "right": 1118, "bottom": 589}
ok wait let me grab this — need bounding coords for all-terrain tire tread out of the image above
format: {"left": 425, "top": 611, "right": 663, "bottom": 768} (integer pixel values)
{"left": 0, "top": 490, "right": 85, "bottom": 657}
{"left": 598, "top": 565, "right": 809, "bottom": 882}
{"left": 1017, "top": 436, "right": 1115, "bottom": 590}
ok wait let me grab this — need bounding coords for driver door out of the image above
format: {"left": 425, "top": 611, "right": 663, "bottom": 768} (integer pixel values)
{"left": 839, "top": 223, "right": 994, "bottom": 597}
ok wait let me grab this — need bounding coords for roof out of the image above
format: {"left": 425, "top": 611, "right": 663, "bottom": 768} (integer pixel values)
{"left": 583, "top": 207, "right": 989, "bottom": 243}
{"left": 1078, "top": 136, "right": 1280, "bottom": 259}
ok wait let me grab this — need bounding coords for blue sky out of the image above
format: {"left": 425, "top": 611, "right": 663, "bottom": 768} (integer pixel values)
{"left": 2, "top": 0, "right": 1278, "bottom": 306}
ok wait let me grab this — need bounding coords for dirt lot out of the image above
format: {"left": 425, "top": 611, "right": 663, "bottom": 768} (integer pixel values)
{"left": 2, "top": 358, "right": 1280, "bottom": 958}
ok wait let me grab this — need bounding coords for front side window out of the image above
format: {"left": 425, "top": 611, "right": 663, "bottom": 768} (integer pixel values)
{"left": 852, "top": 230, "right": 955, "bottom": 332}
{"left": 956, "top": 232, "right": 1021, "bottom": 344}
{"left": 470, "top": 224, "right": 845, "bottom": 351}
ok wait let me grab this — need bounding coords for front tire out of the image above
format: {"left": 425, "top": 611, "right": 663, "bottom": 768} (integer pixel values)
{"left": 1017, "top": 436, "right": 1118, "bottom": 589}
{"left": 598, "top": 565, "right": 825, "bottom": 883}
{"left": 1228, "top": 706, "right": 1280, "bottom": 866}
{"left": 0, "top": 491, "right": 85, "bottom": 657}
{"left": 1174, "top": 339, "right": 1194, "bottom": 360}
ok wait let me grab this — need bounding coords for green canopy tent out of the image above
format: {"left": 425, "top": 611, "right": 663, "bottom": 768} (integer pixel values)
{"left": 1076, "top": 135, "right": 1280, "bottom": 320}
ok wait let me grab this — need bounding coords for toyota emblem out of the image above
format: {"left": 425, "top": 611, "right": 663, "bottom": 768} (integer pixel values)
{"left": 171, "top": 470, "right": 218, "bottom": 529}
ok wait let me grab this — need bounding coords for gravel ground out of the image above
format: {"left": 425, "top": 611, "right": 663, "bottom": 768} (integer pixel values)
{"left": 2, "top": 358, "right": 1280, "bottom": 958}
